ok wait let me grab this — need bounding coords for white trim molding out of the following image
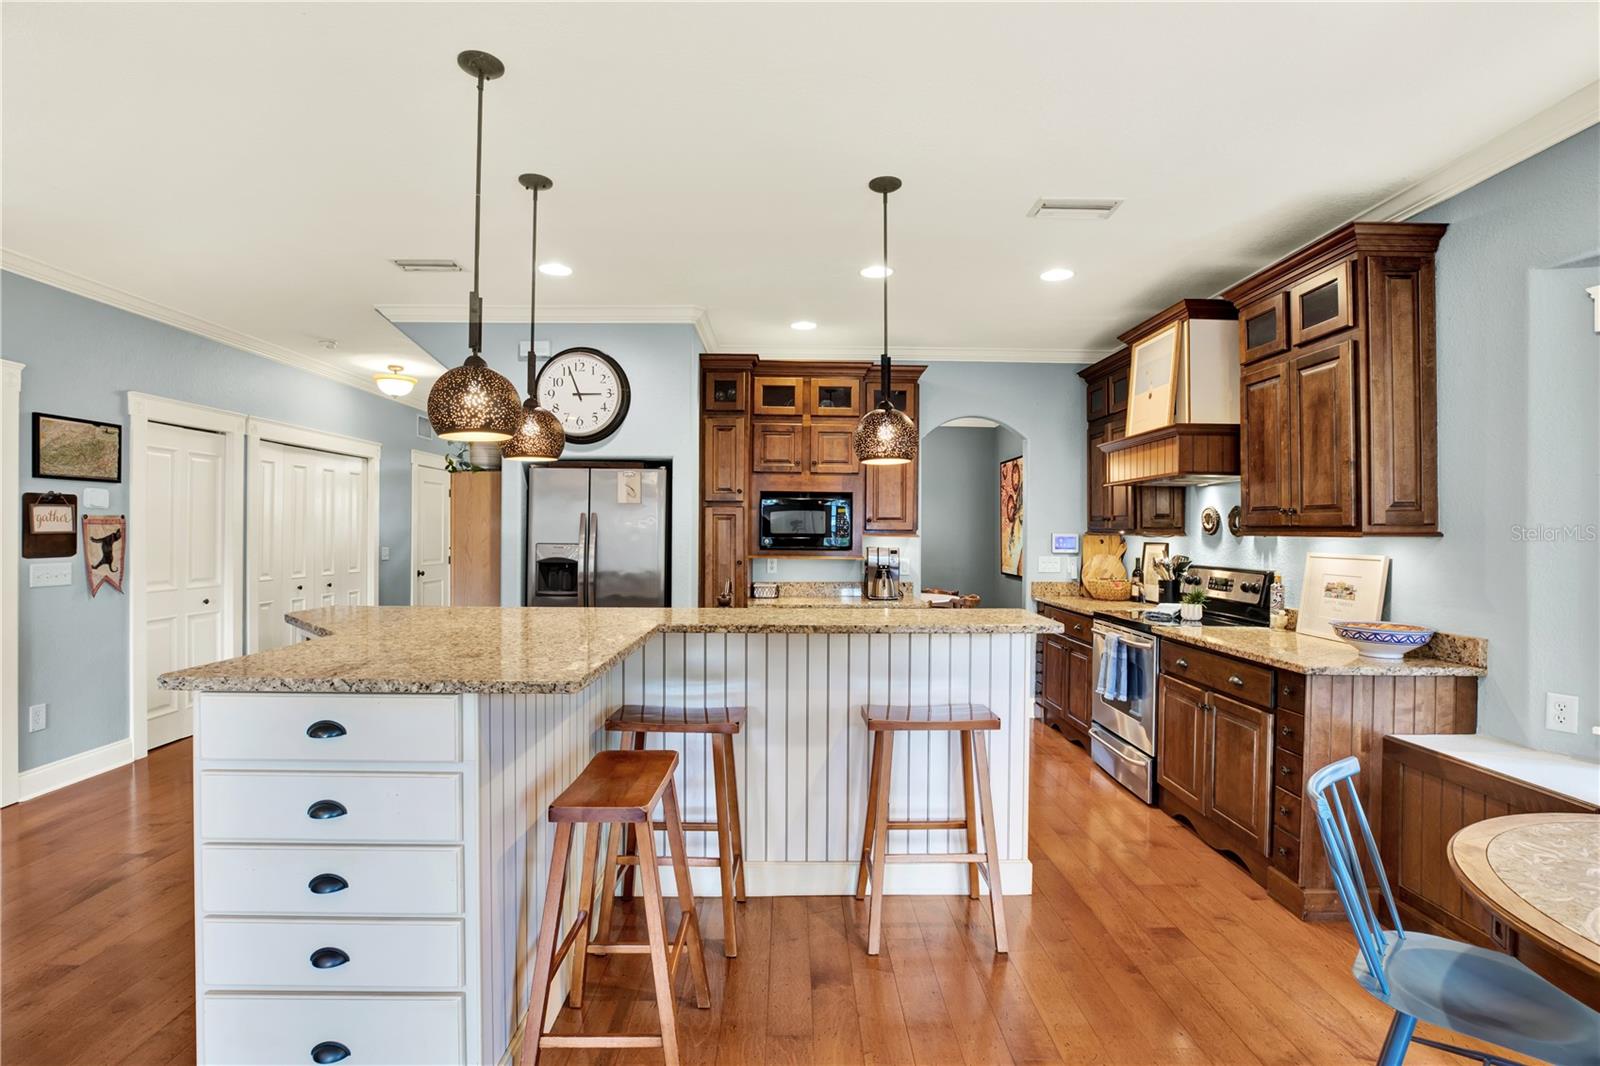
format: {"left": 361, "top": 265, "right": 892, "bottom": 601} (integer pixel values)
{"left": 376, "top": 302, "right": 720, "bottom": 352}
{"left": 1, "top": 359, "right": 24, "bottom": 806}
{"left": 1359, "top": 81, "right": 1600, "bottom": 222}
{"left": 1588, "top": 285, "right": 1599, "bottom": 332}
{"left": 17, "top": 738, "right": 134, "bottom": 802}
{"left": 127, "top": 392, "right": 248, "bottom": 761}
{"left": 411, "top": 448, "right": 449, "bottom": 470}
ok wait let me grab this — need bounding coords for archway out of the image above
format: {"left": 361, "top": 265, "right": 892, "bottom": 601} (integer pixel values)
{"left": 918, "top": 416, "right": 1027, "bottom": 608}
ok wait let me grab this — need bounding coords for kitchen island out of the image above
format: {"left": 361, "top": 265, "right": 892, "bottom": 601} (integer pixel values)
{"left": 161, "top": 605, "right": 1058, "bottom": 1066}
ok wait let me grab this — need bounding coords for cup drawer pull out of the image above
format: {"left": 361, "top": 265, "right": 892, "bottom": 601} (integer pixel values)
{"left": 309, "top": 946, "right": 350, "bottom": 969}
{"left": 311, "top": 1041, "right": 351, "bottom": 1064}
{"left": 306, "top": 800, "right": 348, "bottom": 820}
{"left": 308, "top": 873, "right": 349, "bottom": 895}
{"left": 305, "top": 720, "right": 347, "bottom": 740}
{"left": 1175, "top": 658, "right": 1189, "bottom": 668}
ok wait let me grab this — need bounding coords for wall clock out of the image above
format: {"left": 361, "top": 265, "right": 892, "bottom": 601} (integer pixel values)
{"left": 534, "top": 347, "right": 631, "bottom": 444}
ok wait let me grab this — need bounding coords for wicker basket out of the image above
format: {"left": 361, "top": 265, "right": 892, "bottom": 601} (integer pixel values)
{"left": 1082, "top": 575, "right": 1131, "bottom": 601}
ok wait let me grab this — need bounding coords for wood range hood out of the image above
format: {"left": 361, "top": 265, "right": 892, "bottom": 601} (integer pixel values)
{"left": 1099, "top": 422, "right": 1240, "bottom": 487}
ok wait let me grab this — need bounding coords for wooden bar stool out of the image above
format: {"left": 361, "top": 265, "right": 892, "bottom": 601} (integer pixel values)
{"left": 853, "top": 703, "right": 1008, "bottom": 956}
{"left": 520, "top": 749, "right": 710, "bottom": 1066}
{"left": 604, "top": 705, "right": 748, "bottom": 956}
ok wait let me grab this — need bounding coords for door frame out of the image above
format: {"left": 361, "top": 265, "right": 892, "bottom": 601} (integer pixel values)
{"left": 244, "top": 417, "right": 382, "bottom": 626}
{"left": 410, "top": 449, "right": 450, "bottom": 605}
{"left": 127, "top": 392, "right": 247, "bottom": 761}
{"left": 1, "top": 360, "right": 24, "bottom": 806}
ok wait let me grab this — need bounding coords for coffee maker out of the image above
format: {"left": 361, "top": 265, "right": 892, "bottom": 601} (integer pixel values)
{"left": 863, "top": 546, "right": 902, "bottom": 601}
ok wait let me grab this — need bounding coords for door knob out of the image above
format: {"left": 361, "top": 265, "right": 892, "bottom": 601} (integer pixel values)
{"left": 416, "top": 570, "right": 425, "bottom": 578}
{"left": 326, "top": 582, "right": 333, "bottom": 588}
{"left": 202, "top": 598, "right": 211, "bottom": 605}
{"left": 296, "top": 584, "right": 304, "bottom": 591}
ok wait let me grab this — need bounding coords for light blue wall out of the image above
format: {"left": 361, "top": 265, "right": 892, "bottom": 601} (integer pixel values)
{"left": 3, "top": 271, "right": 444, "bottom": 771}
{"left": 390, "top": 321, "right": 702, "bottom": 607}
{"left": 1124, "top": 126, "right": 1600, "bottom": 758}
{"left": 919, "top": 425, "right": 1001, "bottom": 604}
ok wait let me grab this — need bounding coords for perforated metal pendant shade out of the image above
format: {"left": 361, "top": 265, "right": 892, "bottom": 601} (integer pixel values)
{"left": 427, "top": 355, "right": 522, "bottom": 441}
{"left": 502, "top": 400, "right": 564, "bottom": 463}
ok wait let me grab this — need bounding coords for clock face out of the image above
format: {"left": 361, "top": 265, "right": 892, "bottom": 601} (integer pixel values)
{"left": 534, "top": 347, "right": 631, "bottom": 444}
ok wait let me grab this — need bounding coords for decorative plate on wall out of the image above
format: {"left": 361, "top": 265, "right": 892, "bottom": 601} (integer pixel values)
{"left": 1227, "top": 505, "right": 1243, "bottom": 537}
{"left": 1201, "top": 506, "right": 1221, "bottom": 535}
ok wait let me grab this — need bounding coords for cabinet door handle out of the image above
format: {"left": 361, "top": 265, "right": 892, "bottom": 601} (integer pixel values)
{"left": 309, "top": 946, "right": 350, "bottom": 969}
{"left": 1278, "top": 805, "right": 1292, "bottom": 817}
{"left": 1277, "top": 846, "right": 1290, "bottom": 857}
{"left": 308, "top": 873, "right": 349, "bottom": 895}
{"left": 1174, "top": 658, "right": 1188, "bottom": 668}
{"left": 306, "top": 799, "right": 348, "bottom": 820}
{"left": 1279, "top": 765, "right": 1292, "bottom": 777}
{"left": 1227, "top": 675, "right": 1245, "bottom": 687}
{"left": 1072, "top": 624, "right": 1083, "bottom": 633}
{"left": 305, "top": 720, "right": 347, "bottom": 740}
{"left": 1280, "top": 725, "right": 1294, "bottom": 738}
{"left": 311, "top": 1042, "right": 352, "bottom": 1064}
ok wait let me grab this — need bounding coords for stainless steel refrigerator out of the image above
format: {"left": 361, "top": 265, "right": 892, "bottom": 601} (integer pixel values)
{"left": 524, "top": 463, "right": 670, "bottom": 606}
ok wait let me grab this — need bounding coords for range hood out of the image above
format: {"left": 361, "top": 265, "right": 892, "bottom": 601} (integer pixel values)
{"left": 1100, "top": 423, "right": 1240, "bottom": 487}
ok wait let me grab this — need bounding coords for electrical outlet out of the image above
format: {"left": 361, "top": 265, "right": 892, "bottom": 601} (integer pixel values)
{"left": 1546, "top": 692, "right": 1579, "bottom": 734}
{"left": 380, "top": 545, "right": 391, "bottom": 561}
{"left": 27, "top": 704, "right": 46, "bottom": 733}
{"left": 765, "top": 558, "right": 777, "bottom": 575}
{"left": 29, "top": 561, "right": 71, "bottom": 588}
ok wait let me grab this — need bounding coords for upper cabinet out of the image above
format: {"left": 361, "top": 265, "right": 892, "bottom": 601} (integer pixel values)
{"left": 1080, "top": 350, "right": 1186, "bottom": 535}
{"left": 752, "top": 375, "right": 805, "bottom": 417}
{"left": 863, "top": 373, "right": 921, "bottom": 532}
{"left": 703, "top": 367, "right": 748, "bottom": 412}
{"left": 809, "top": 377, "right": 862, "bottom": 417}
{"left": 1223, "top": 222, "right": 1444, "bottom": 536}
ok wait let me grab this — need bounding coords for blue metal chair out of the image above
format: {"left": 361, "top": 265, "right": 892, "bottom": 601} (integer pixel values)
{"left": 1305, "top": 757, "right": 1600, "bottom": 1066}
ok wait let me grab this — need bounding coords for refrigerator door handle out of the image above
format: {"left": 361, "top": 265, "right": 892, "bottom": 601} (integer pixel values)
{"left": 587, "top": 511, "right": 599, "bottom": 605}
{"left": 577, "top": 511, "right": 590, "bottom": 607}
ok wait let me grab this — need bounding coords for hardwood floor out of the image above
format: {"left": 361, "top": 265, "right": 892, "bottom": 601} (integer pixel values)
{"left": 1, "top": 725, "right": 1505, "bottom": 1065}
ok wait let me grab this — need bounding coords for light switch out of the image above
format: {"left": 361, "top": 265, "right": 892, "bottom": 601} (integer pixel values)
{"left": 380, "top": 546, "right": 391, "bottom": 561}
{"left": 29, "top": 561, "right": 72, "bottom": 588}
{"left": 1037, "top": 556, "right": 1062, "bottom": 574}
{"left": 83, "top": 487, "right": 111, "bottom": 509}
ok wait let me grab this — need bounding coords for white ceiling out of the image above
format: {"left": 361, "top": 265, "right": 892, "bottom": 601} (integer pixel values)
{"left": 3, "top": 2, "right": 1596, "bottom": 401}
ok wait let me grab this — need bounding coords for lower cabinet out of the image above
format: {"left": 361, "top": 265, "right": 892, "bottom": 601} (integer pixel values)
{"left": 1036, "top": 606, "right": 1092, "bottom": 741}
{"left": 701, "top": 505, "right": 746, "bottom": 607}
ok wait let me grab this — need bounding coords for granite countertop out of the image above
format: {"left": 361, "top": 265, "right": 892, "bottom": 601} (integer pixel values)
{"left": 757, "top": 593, "right": 922, "bottom": 608}
{"left": 160, "top": 605, "right": 1062, "bottom": 695}
{"left": 1030, "top": 582, "right": 1486, "bottom": 678}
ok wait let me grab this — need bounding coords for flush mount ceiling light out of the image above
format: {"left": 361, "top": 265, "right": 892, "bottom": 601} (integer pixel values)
{"left": 392, "top": 258, "right": 462, "bottom": 273}
{"left": 853, "top": 176, "right": 917, "bottom": 467}
{"left": 790, "top": 320, "right": 817, "bottom": 331}
{"left": 538, "top": 262, "right": 573, "bottom": 277}
{"left": 502, "top": 173, "right": 565, "bottom": 464}
{"left": 1040, "top": 267, "right": 1075, "bottom": 282}
{"left": 426, "top": 50, "right": 522, "bottom": 443}
{"left": 373, "top": 364, "right": 418, "bottom": 397}
{"left": 859, "top": 264, "right": 893, "bottom": 279}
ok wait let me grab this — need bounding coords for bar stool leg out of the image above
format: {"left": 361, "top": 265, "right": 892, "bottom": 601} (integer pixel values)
{"left": 519, "top": 821, "right": 573, "bottom": 1066}
{"left": 661, "top": 782, "right": 712, "bottom": 1007}
{"left": 960, "top": 731, "right": 980, "bottom": 900}
{"left": 719, "top": 732, "right": 748, "bottom": 903}
{"left": 566, "top": 820, "right": 602, "bottom": 1009}
{"left": 710, "top": 734, "right": 739, "bottom": 957}
{"left": 971, "top": 731, "right": 1009, "bottom": 954}
{"left": 596, "top": 817, "right": 623, "bottom": 946}
{"left": 855, "top": 732, "right": 884, "bottom": 900}
{"left": 633, "top": 825, "right": 682, "bottom": 1066}
{"left": 866, "top": 734, "right": 894, "bottom": 956}
{"left": 618, "top": 730, "right": 648, "bottom": 900}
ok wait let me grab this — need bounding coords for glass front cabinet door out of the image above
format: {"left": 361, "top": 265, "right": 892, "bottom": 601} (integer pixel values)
{"left": 1289, "top": 260, "right": 1354, "bottom": 346}
{"left": 1237, "top": 292, "right": 1289, "bottom": 365}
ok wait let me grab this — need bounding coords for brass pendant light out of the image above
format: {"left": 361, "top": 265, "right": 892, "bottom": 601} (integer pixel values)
{"left": 502, "top": 174, "right": 565, "bottom": 463}
{"left": 853, "top": 176, "right": 917, "bottom": 465}
{"left": 426, "top": 50, "right": 522, "bottom": 442}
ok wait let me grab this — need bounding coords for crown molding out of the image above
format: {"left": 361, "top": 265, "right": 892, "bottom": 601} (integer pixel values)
{"left": 1358, "top": 81, "right": 1599, "bottom": 222}
{"left": 751, "top": 345, "right": 1109, "bottom": 364}
{"left": 1, "top": 249, "right": 428, "bottom": 408}
{"left": 375, "top": 302, "right": 719, "bottom": 351}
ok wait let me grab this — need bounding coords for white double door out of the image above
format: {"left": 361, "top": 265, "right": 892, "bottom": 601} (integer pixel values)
{"left": 249, "top": 441, "right": 370, "bottom": 652}
{"left": 144, "top": 422, "right": 229, "bottom": 750}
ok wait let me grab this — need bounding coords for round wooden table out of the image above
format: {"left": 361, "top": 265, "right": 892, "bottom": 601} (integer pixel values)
{"left": 1448, "top": 813, "right": 1600, "bottom": 979}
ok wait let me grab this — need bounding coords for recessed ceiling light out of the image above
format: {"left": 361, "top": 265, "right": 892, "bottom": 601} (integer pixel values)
{"left": 1040, "top": 267, "right": 1075, "bottom": 282}
{"left": 860, "top": 264, "right": 893, "bottom": 279}
{"left": 538, "top": 262, "right": 573, "bottom": 277}
{"left": 790, "top": 320, "right": 817, "bottom": 331}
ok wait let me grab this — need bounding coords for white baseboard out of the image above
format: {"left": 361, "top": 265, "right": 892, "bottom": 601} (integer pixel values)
{"left": 17, "top": 738, "right": 133, "bottom": 801}
{"left": 659, "top": 858, "right": 1033, "bottom": 897}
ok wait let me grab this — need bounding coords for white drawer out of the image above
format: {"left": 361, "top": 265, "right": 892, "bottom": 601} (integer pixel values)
{"left": 198, "top": 693, "right": 462, "bottom": 763}
{"left": 201, "top": 845, "right": 463, "bottom": 916}
{"left": 201, "top": 918, "right": 464, "bottom": 990}
{"left": 199, "top": 771, "right": 462, "bottom": 843}
{"left": 202, "top": 993, "right": 465, "bottom": 1065}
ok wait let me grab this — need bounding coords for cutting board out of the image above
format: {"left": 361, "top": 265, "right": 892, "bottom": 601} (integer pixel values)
{"left": 1080, "top": 533, "right": 1130, "bottom": 601}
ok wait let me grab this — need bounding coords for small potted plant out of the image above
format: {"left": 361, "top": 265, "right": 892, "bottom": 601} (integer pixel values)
{"left": 1180, "top": 587, "right": 1207, "bottom": 623}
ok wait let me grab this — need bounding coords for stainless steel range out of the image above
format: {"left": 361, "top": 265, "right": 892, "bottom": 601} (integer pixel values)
{"left": 1088, "top": 563, "right": 1272, "bottom": 803}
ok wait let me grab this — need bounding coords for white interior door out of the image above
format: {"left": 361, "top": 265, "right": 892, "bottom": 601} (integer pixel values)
{"left": 411, "top": 458, "right": 450, "bottom": 605}
{"left": 144, "top": 422, "right": 227, "bottom": 749}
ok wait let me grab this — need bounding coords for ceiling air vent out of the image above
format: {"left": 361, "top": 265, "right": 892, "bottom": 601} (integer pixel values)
{"left": 1026, "top": 198, "right": 1122, "bottom": 221}
{"left": 392, "top": 258, "right": 462, "bottom": 272}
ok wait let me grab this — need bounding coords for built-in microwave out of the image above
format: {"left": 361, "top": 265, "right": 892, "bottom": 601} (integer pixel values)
{"left": 758, "top": 492, "right": 853, "bottom": 551}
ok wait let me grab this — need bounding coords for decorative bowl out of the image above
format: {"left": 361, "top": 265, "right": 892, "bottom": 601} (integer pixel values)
{"left": 1330, "top": 621, "right": 1434, "bottom": 660}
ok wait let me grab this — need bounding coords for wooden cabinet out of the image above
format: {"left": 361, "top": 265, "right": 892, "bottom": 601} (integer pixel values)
{"left": 1135, "top": 485, "right": 1185, "bottom": 535}
{"left": 1082, "top": 349, "right": 1181, "bottom": 535}
{"left": 1066, "top": 643, "right": 1092, "bottom": 731}
{"left": 702, "top": 416, "right": 747, "bottom": 501}
{"left": 809, "top": 419, "right": 859, "bottom": 475}
{"left": 864, "top": 459, "right": 916, "bottom": 532}
{"left": 752, "top": 376, "right": 804, "bottom": 416}
{"left": 702, "top": 368, "right": 747, "bottom": 412}
{"left": 752, "top": 420, "right": 804, "bottom": 474}
{"left": 1225, "top": 222, "right": 1444, "bottom": 535}
{"left": 1040, "top": 635, "right": 1067, "bottom": 722}
{"left": 701, "top": 505, "right": 746, "bottom": 607}
{"left": 1206, "top": 693, "right": 1273, "bottom": 854}
{"left": 1086, "top": 420, "right": 1134, "bottom": 533}
{"left": 1036, "top": 605, "right": 1093, "bottom": 741}
{"left": 1156, "top": 676, "right": 1207, "bottom": 811}
{"left": 449, "top": 471, "right": 500, "bottom": 607}
{"left": 809, "top": 377, "right": 862, "bottom": 417}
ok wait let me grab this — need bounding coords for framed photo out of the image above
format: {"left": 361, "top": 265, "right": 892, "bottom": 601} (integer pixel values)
{"left": 1139, "top": 541, "right": 1170, "bottom": 602}
{"left": 82, "top": 514, "right": 127, "bottom": 596}
{"left": 33, "top": 413, "right": 122, "bottom": 482}
{"left": 1125, "top": 323, "right": 1180, "bottom": 435}
{"left": 21, "top": 492, "right": 78, "bottom": 558}
{"left": 1298, "top": 552, "right": 1390, "bottom": 640}
{"left": 999, "top": 455, "right": 1024, "bottom": 577}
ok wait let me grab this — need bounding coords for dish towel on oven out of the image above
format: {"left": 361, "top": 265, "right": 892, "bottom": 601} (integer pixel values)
{"left": 1096, "top": 633, "right": 1128, "bottom": 702}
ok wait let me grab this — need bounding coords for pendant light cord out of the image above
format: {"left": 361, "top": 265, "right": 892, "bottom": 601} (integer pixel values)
{"left": 468, "top": 72, "right": 486, "bottom": 357}
{"left": 528, "top": 184, "right": 540, "bottom": 394}
{"left": 881, "top": 187, "right": 891, "bottom": 406}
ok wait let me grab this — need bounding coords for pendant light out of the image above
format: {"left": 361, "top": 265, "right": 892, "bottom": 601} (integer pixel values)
{"left": 853, "top": 176, "right": 917, "bottom": 465}
{"left": 426, "top": 50, "right": 522, "bottom": 442}
{"left": 502, "top": 174, "right": 565, "bottom": 463}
